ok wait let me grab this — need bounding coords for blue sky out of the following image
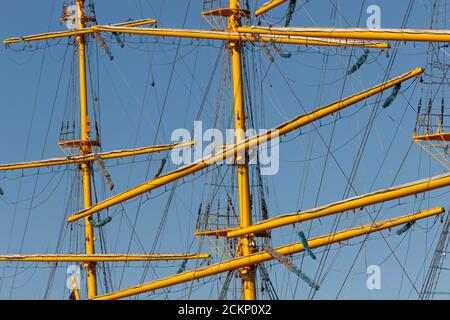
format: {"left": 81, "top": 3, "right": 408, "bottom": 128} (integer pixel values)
{"left": 0, "top": 0, "right": 449, "bottom": 300}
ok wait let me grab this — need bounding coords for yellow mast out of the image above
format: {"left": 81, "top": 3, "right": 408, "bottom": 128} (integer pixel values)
{"left": 76, "top": 0, "right": 97, "bottom": 298}
{"left": 228, "top": 0, "right": 256, "bottom": 300}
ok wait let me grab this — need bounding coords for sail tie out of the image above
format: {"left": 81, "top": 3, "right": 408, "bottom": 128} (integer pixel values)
{"left": 396, "top": 221, "right": 415, "bottom": 235}
{"left": 347, "top": 49, "right": 369, "bottom": 75}
{"left": 92, "top": 216, "right": 112, "bottom": 228}
{"left": 285, "top": 0, "right": 297, "bottom": 27}
{"left": 154, "top": 159, "right": 167, "bottom": 178}
{"left": 298, "top": 231, "right": 316, "bottom": 260}
{"left": 177, "top": 259, "right": 188, "bottom": 274}
{"left": 382, "top": 83, "right": 401, "bottom": 109}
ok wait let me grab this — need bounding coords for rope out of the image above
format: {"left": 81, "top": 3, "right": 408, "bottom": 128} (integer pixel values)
{"left": 262, "top": 43, "right": 275, "bottom": 63}
{"left": 94, "top": 153, "right": 114, "bottom": 190}
{"left": 96, "top": 33, "right": 114, "bottom": 61}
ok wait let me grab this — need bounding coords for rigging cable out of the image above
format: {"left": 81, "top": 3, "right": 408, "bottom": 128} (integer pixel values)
{"left": 123, "top": 0, "right": 193, "bottom": 299}
{"left": 332, "top": 0, "right": 419, "bottom": 299}
{"left": 3, "top": 5, "right": 72, "bottom": 297}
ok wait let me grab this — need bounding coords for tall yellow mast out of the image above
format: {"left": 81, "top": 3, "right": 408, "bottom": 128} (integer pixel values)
{"left": 75, "top": 0, "right": 97, "bottom": 298}
{"left": 228, "top": 0, "right": 256, "bottom": 300}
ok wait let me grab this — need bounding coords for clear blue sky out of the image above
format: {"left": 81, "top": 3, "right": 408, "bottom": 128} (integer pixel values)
{"left": 0, "top": 0, "right": 449, "bottom": 300}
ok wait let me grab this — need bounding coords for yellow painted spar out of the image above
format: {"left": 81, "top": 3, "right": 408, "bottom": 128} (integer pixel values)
{"left": 113, "top": 19, "right": 158, "bottom": 27}
{"left": 255, "top": 0, "right": 288, "bottom": 16}
{"left": 0, "top": 253, "right": 210, "bottom": 262}
{"left": 92, "top": 207, "right": 444, "bottom": 300}
{"left": 89, "top": 25, "right": 389, "bottom": 49}
{"left": 413, "top": 132, "right": 450, "bottom": 141}
{"left": 3, "top": 19, "right": 157, "bottom": 45}
{"left": 0, "top": 141, "right": 194, "bottom": 171}
{"left": 67, "top": 67, "right": 423, "bottom": 223}
{"left": 238, "top": 26, "right": 450, "bottom": 43}
{"left": 4, "top": 24, "right": 390, "bottom": 50}
{"left": 227, "top": 173, "right": 450, "bottom": 238}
